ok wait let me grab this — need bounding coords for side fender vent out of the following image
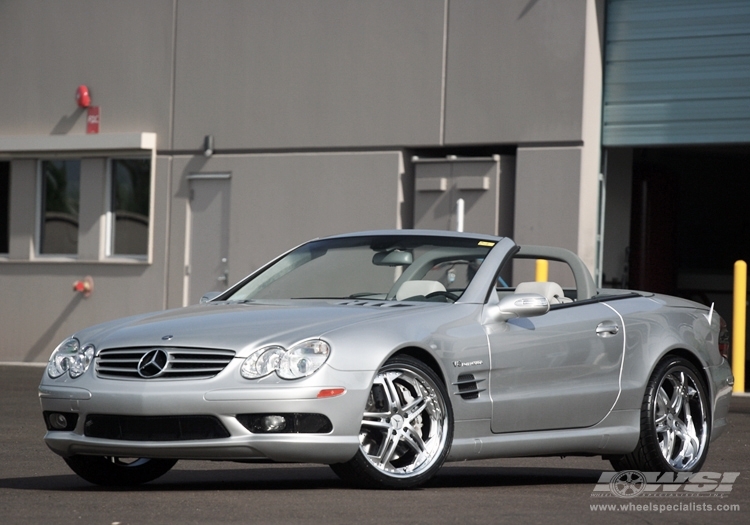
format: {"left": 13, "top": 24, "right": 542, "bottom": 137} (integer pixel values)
{"left": 453, "top": 373, "right": 486, "bottom": 400}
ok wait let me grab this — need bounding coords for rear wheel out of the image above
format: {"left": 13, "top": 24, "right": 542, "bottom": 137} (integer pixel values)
{"left": 330, "top": 355, "right": 453, "bottom": 489}
{"left": 64, "top": 456, "right": 177, "bottom": 486}
{"left": 610, "top": 356, "right": 710, "bottom": 473}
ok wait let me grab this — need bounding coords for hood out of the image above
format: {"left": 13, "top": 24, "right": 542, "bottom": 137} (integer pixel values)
{"left": 75, "top": 300, "right": 431, "bottom": 356}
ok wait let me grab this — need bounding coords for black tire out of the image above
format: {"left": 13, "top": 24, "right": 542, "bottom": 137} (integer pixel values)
{"left": 64, "top": 455, "right": 178, "bottom": 486}
{"left": 330, "top": 355, "right": 453, "bottom": 489}
{"left": 610, "top": 356, "right": 710, "bottom": 473}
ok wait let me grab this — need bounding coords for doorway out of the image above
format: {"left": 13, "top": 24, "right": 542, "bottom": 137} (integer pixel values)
{"left": 186, "top": 174, "right": 231, "bottom": 305}
{"left": 628, "top": 147, "right": 750, "bottom": 302}
{"left": 603, "top": 145, "right": 750, "bottom": 351}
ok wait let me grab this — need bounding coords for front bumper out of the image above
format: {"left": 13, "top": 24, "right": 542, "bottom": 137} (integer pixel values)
{"left": 39, "top": 362, "right": 371, "bottom": 464}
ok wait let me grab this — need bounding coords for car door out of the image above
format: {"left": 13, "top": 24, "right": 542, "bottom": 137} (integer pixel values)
{"left": 486, "top": 301, "right": 624, "bottom": 433}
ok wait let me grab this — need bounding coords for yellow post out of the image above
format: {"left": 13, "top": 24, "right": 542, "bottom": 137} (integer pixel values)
{"left": 733, "top": 260, "right": 746, "bottom": 393}
{"left": 535, "top": 259, "right": 549, "bottom": 282}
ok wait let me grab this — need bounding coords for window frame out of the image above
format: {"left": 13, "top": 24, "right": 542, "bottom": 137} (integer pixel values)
{"left": 0, "top": 132, "right": 156, "bottom": 265}
{"left": 0, "top": 160, "right": 9, "bottom": 256}
{"left": 32, "top": 153, "right": 154, "bottom": 263}
{"left": 35, "top": 157, "right": 82, "bottom": 260}
{"left": 105, "top": 156, "right": 153, "bottom": 261}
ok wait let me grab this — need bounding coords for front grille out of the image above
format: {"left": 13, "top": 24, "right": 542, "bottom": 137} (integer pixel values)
{"left": 84, "top": 414, "right": 230, "bottom": 441}
{"left": 96, "top": 347, "right": 235, "bottom": 380}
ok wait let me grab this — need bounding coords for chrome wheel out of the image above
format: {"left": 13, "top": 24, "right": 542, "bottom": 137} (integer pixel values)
{"left": 330, "top": 355, "right": 453, "bottom": 488}
{"left": 609, "top": 357, "right": 710, "bottom": 473}
{"left": 653, "top": 369, "right": 708, "bottom": 470}
{"left": 359, "top": 365, "right": 448, "bottom": 477}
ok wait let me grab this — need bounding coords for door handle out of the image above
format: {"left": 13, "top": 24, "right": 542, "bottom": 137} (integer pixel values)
{"left": 596, "top": 321, "right": 620, "bottom": 337}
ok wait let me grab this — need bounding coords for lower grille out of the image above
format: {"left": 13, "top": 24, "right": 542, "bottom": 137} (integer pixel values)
{"left": 84, "top": 415, "right": 230, "bottom": 441}
{"left": 96, "top": 347, "right": 235, "bottom": 380}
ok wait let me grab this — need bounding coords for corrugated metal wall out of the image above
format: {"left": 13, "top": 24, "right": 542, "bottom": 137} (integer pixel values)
{"left": 603, "top": 0, "right": 750, "bottom": 146}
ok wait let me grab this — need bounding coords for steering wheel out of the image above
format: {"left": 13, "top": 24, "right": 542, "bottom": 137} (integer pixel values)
{"left": 424, "top": 291, "right": 460, "bottom": 302}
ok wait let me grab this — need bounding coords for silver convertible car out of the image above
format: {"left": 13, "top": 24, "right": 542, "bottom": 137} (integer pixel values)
{"left": 39, "top": 230, "right": 734, "bottom": 489}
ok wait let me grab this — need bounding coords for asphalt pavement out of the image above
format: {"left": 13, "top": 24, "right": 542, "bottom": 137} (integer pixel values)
{"left": 1, "top": 363, "right": 748, "bottom": 525}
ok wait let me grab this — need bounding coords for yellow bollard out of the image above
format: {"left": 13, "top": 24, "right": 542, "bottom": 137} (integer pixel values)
{"left": 733, "top": 260, "right": 746, "bottom": 393}
{"left": 535, "top": 259, "right": 549, "bottom": 282}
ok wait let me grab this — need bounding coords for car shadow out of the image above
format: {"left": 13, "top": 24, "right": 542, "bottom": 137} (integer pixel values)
{"left": 0, "top": 464, "right": 606, "bottom": 492}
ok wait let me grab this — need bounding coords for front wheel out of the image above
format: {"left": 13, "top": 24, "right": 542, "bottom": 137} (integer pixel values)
{"left": 330, "top": 355, "right": 453, "bottom": 489}
{"left": 64, "top": 455, "right": 178, "bottom": 486}
{"left": 610, "top": 356, "right": 710, "bottom": 473}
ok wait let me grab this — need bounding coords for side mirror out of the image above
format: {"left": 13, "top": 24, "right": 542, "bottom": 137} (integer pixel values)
{"left": 486, "top": 293, "right": 550, "bottom": 322}
{"left": 200, "top": 291, "right": 222, "bottom": 304}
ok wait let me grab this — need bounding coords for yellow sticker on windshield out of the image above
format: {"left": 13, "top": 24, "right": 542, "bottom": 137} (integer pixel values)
{"left": 477, "top": 241, "right": 496, "bottom": 247}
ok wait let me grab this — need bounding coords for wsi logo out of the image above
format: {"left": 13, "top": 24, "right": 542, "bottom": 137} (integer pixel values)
{"left": 591, "top": 471, "right": 740, "bottom": 499}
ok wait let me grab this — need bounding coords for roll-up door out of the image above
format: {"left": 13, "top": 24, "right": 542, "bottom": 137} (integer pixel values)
{"left": 603, "top": 0, "right": 750, "bottom": 146}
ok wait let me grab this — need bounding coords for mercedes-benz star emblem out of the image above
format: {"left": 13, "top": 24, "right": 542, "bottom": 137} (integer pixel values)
{"left": 137, "top": 349, "right": 169, "bottom": 378}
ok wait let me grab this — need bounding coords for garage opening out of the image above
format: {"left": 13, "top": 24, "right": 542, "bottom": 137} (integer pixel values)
{"left": 602, "top": 145, "right": 750, "bottom": 336}
{"left": 601, "top": 0, "right": 750, "bottom": 386}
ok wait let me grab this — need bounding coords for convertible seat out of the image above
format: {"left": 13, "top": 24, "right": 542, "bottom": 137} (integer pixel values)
{"left": 515, "top": 281, "right": 572, "bottom": 304}
{"left": 396, "top": 280, "right": 446, "bottom": 300}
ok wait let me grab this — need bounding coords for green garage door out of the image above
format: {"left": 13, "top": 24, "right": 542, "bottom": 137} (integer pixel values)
{"left": 603, "top": 0, "right": 750, "bottom": 146}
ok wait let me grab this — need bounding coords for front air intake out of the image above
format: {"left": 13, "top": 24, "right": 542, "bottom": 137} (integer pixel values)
{"left": 84, "top": 415, "right": 230, "bottom": 441}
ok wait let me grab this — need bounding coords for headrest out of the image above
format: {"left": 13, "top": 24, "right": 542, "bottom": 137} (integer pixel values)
{"left": 515, "top": 281, "right": 570, "bottom": 304}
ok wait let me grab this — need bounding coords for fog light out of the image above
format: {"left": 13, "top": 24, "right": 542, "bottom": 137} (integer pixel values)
{"left": 49, "top": 413, "right": 69, "bottom": 430}
{"left": 43, "top": 411, "right": 79, "bottom": 431}
{"left": 262, "top": 415, "right": 287, "bottom": 432}
{"left": 236, "top": 413, "right": 333, "bottom": 434}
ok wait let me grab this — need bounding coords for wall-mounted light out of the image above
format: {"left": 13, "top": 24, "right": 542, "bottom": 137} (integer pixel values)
{"left": 73, "top": 276, "right": 94, "bottom": 298}
{"left": 203, "top": 135, "right": 214, "bottom": 157}
{"left": 76, "top": 85, "right": 91, "bottom": 108}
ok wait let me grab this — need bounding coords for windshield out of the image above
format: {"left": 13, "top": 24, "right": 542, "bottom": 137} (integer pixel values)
{"left": 224, "top": 235, "right": 495, "bottom": 303}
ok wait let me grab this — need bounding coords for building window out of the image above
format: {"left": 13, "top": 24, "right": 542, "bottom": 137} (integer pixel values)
{"left": 110, "top": 158, "right": 150, "bottom": 256}
{"left": 40, "top": 160, "right": 80, "bottom": 255}
{"left": 0, "top": 162, "right": 9, "bottom": 254}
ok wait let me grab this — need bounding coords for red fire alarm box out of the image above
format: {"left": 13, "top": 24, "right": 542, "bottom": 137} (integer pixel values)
{"left": 86, "top": 106, "right": 100, "bottom": 134}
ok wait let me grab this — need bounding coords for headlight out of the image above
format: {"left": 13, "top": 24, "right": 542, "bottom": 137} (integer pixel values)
{"left": 69, "top": 344, "right": 95, "bottom": 378}
{"left": 241, "top": 340, "right": 330, "bottom": 380}
{"left": 47, "top": 338, "right": 95, "bottom": 379}
{"left": 278, "top": 340, "right": 330, "bottom": 379}
{"left": 240, "top": 346, "right": 286, "bottom": 379}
